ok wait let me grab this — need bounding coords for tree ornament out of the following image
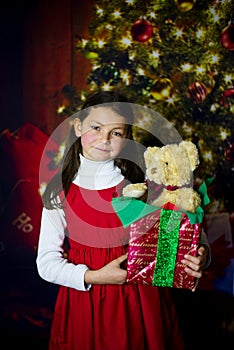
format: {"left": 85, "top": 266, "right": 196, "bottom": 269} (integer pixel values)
{"left": 151, "top": 78, "right": 173, "bottom": 100}
{"left": 131, "top": 19, "right": 153, "bottom": 43}
{"left": 221, "top": 20, "right": 234, "bottom": 51}
{"left": 187, "top": 82, "right": 207, "bottom": 103}
{"left": 224, "top": 143, "right": 234, "bottom": 162}
{"left": 220, "top": 87, "right": 234, "bottom": 109}
{"left": 174, "top": 0, "right": 197, "bottom": 12}
{"left": 83, "top": 51, "right": 99, "bottom": 60}
{"left": 201, "top": 74, "right": 216, "bottom": 94}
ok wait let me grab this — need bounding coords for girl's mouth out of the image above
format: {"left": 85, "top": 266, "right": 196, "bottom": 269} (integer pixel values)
{"left": 95, "top": 147, "right": 110, "bottom": 153}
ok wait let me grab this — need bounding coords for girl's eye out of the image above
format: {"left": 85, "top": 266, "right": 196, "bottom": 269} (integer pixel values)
{"left": 112, "top": 131, "right": 123, "bottom": 138}
{"left": 91, "top": 125, "right": 100, "bottom": 131}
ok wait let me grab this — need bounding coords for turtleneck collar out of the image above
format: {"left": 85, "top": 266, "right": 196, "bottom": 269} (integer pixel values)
{"left": 73, "top": 154, "right": 124, "bottom": 190}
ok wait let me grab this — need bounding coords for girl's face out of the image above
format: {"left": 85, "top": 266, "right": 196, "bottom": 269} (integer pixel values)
{"left": 74, "top": 106, "right": 128, "bottom": 162}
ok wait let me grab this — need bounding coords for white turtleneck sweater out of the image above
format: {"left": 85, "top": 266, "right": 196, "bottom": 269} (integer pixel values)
{"left": 36, "top": 155, "right": 124, "bottom": 291}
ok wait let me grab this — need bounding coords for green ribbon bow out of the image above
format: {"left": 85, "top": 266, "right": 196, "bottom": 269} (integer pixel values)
{"left": 112, "top": 178, "right": 214, "bottom": 227}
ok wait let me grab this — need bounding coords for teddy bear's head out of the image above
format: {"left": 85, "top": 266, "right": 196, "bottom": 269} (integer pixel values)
{"left": 144, "top": 141, "right": 199, "bottom": 187}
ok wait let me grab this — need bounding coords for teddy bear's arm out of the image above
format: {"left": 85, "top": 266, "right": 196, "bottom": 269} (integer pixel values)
{"left": 122, "top": 183, "right": 147, "bottom": 198}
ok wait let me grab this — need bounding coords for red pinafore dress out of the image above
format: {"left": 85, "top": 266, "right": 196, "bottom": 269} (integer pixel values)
{"left": 49, "top": 181, "right": 185, "bottom": 350}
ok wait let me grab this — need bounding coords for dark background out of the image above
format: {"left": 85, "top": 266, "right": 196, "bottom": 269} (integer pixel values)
{"left": 0, "top": 1, "right": 233, "bottom": 349}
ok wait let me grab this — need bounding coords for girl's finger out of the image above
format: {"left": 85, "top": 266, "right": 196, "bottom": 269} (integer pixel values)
{"left": 117, "top": 253, "right": 128, "bottom": 264}
{"left": 183, "top": 254, "right": 199, "bottom": 264}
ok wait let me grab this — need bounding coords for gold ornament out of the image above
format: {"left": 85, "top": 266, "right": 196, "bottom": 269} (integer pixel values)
{"left": 151, "top": 78, "right": 173, "bottom": 100}
{"left": 201, "top": 74, "right": 215, "bottom": 94}
{"left": 83, "top": 51, "right": 99, "bottom": 60}
{"left": 174, "top": 0, "right": 197, "bottom": 12}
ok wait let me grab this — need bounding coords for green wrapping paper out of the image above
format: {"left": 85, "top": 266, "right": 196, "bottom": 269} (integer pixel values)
{"left": 112, "top": 197, "right": 204, "bottom": 226}
{"left": 112, "top": 177, "right": 213, "bottom": 227}
{"left": 153, "top": 209, "right": 181, "bottom": 287}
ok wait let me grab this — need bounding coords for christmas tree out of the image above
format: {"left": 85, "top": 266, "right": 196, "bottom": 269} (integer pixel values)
{"left": 58, "top": 0, "right": 234, "bottom": 214}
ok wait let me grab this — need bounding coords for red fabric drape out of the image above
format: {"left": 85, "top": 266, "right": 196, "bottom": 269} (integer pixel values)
{"left": 23, "top": 0, "right": 72, "bottom": 136}
{"left": 22, "top": 0, "right": 95, "bottom": 137}
{"left": 0, "top": 0, "right": 94, "bottom": 136}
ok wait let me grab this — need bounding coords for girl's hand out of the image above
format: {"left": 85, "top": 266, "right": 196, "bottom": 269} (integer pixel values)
{"left": 181, "top": 245, "right": 208, "bottom": 291}
{"left": 84, "top": 254, "right": 128, "bottom": 286}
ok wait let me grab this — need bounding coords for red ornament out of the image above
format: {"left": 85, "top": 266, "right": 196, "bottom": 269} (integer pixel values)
{"left": 220, "top": 87, "right": 234, "bottom": 109}
{"left": 224, "top": 143, "right": 234, "bottom": 162}
{"left": 221, "top": 21, "right": 234, "bottom": 51}
{"left": 188, "top": 82, "right": 207, "bottom": 103}
{"left": 131, "top": 19, "right": 153, "bottom": 42}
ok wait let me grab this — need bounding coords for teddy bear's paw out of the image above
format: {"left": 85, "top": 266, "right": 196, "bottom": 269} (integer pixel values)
{"left": 122, "top": 183, "right": 147, "bottom": 198}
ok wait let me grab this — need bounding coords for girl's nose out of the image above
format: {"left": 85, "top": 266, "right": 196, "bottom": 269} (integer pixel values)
{"left": 101, "top": 131, "right": 111, "bottom": 144}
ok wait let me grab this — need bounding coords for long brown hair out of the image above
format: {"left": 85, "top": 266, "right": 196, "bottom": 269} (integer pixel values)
{"left": 42, "top": 90, "right": 145, "bottom": 209}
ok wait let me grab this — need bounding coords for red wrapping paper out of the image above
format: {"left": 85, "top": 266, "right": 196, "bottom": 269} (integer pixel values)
{"left": 126, "top": 206, "right": 202, "bottom": 290}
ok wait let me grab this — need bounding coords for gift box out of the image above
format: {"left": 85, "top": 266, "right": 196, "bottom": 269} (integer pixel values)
{"left": 112, "top": 197, "right": 206, "bottom": 290}
{"left": 126, "top": 203, "right": 202, "bottom": 289}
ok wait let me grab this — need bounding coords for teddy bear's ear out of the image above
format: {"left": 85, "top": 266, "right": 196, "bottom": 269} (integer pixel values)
{"left": 179, "top": 141, "right": 199, "bottom": 171}
{"left": 144, "top": 147, "right": 160, "bottom": 168}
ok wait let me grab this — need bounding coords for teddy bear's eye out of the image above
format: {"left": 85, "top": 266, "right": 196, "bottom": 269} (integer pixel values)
{"left": 165, "top": 162, "right": 168, "bottom": 166}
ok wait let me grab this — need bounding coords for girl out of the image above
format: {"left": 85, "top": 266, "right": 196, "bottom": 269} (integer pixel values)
{"left": 37, "top": 91, "right": 209, "bottom": 350}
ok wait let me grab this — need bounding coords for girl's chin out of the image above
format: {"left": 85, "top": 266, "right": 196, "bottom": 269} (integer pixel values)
{"left": 84, "top": 150, "right": 112, "bottom": 161}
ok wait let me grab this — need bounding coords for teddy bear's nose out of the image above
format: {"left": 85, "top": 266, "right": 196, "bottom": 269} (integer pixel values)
{"left": 151, "top": 168, "right": 157, "bottom": 175}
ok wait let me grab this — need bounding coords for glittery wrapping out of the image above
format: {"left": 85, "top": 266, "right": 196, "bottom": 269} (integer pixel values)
{"left": 173, "top": 217, "right": 201, "bottom": 289}
{"left": 152, "top": 209, "right": 181, "bottom": 287}
{"left": 126, "top": 212, "right": 160, "bottom": 285}
{"left": 126, "top": 205, "right": 202, "bottom": 290}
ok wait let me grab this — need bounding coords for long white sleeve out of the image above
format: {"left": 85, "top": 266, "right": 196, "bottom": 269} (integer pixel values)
{"left": 200, "top": 228, "right": 211, "bottom": 268}
{"left": 36, "top": 157, "right": 124, "bottom": 291}
{"left": 36, "top": 207, "right": 91, "bottom": 291}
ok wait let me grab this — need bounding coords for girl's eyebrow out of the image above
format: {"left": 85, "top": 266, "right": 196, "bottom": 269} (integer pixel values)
{"left": 90, "top": 120, "right": 126, "bottom": 129}
{"left": 89, "top": 120, "right": 103, "bottom": 125}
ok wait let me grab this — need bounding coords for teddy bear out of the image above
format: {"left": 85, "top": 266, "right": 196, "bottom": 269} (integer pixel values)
{"left": 122, "top": 140, "right": 201, "bottom": 213}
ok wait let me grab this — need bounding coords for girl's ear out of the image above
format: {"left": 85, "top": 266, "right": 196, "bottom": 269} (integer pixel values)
{"left": 74, "top": 118, "right": 82, "bottom": 137}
